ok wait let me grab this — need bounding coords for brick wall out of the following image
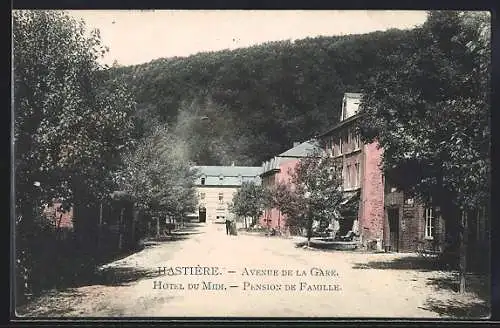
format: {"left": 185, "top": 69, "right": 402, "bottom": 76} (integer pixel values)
{"left": 384, "top": 195, "right": 446, "bottom": 253}
{"left": 359, "top": 142, "right": 384, "bottom": 244}
{"left": 259, "top": 159, "right": 298, "bottom": 229}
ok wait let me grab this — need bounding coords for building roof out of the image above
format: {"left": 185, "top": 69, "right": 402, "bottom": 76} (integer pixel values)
{"left": 192, "top": 165, "right": 261, "bottom": 177}
{"left": 192, "top": 165, "right": 261, "bottom": 187}
{"left": 344, "top": 92, "right": 362, "bottom": 98}
{"left": 260, "top": 139, "right": 321, "bottom": 176}
{"left": 318, "top": 112, "right": 362, "bottom": 138}
{"left": 278, "top": 139, "right": 320, "bottom": 158}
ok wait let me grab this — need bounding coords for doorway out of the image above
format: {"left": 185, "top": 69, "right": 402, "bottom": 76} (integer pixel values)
{"left": 388, "top": 208, "right": 400, "bottom": 252}
{"left": 199, "top": 207, "right": 206, "bottom": 223}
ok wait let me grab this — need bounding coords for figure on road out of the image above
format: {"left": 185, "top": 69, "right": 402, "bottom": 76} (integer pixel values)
{"left": 225, "top": 218, "right": 231, "bottom": 235}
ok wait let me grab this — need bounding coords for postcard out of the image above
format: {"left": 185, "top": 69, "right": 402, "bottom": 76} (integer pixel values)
{"left": 11, "top": 9, "right": 491, "bottom": 320}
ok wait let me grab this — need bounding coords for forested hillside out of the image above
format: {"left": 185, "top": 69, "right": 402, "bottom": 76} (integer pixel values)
{"left": 111, "top": 27, "right": 420, "bottom": 166}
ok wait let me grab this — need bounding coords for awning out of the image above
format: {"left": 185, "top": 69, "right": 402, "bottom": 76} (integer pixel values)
{"left": 339, "top": 190, "right": 360, "bottom": 215}
{"left": 341, "top": 190, "right": 360, "bottom": 206}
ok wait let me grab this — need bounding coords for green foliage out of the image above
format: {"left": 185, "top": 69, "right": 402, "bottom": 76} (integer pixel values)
{"left": 230, "top": 181, "right": 269, "bottom": 226}
{"left": 358, "top": 11, "right": 490, "bottom": 210}
{"left": 171, "top": 97, "right": 255, "bottom": 166}
{"left": 273, "top": 151, "right": 344, "bottom": 239}
{"left": 111, "top": 29, "right": 417, "bottom": 165}
{"left": 13, "top": 10, "right": 136, "bottom": 209}
{"left": 13, "top": 10, "right": 137, "bottom": 301}
{"left": 115, "top": 123, "right": 198, "bottom": 220}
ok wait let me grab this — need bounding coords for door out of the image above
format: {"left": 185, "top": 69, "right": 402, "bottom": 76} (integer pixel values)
{"left": 199, "top": 207, "right": 206, "bottom": 223}
{"left": 388, "top": 208, "right": 400, "bottom": 252}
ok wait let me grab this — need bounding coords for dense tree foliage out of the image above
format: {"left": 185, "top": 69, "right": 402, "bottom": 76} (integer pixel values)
{"left": 357, "top": 11, "right": 490, "bottom": 292}
{"left": 114, "top": 123, "right": 199, "bottom": 225}
{"left": 13, "top": 10, "right": 137, "bottom": 301}
{"left": 230, "top": 181, "right": 269, "bottom": 228}
{"left": 111, "top": 28, "right": 417, "bottom": 166}
{"left": 13, "top": 10, "right": 136, "bottom": 211}
{"left": 273, "top": 152, "right": 344, "bottom": 243}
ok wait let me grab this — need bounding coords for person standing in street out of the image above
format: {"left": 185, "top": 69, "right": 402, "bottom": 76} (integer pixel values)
{"left": 225, "top": 218, "right": 231, "bottom": 235}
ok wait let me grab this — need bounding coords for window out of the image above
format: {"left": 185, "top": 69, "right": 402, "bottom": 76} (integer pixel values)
{"left": 339, "top": 135, "right": 343, "bottom": 155}
{"left": 218, "top": 193, "right": 224, "bottom": 203}
{"left": 425, "top": 208, "right": 436, "bottom": 239}
{"left": 341, "top": 165, "right": 347, "bottom": 188}
{"left": 354, "top": 133, "right": 361, "bottom": 150}
{"left": 354, "top": 163, "right": 360, "bottom": 187}
{"left": 201, "top": 178, "right": 205, "bottom": 185}
{"left": 200, "top": 192, "right": 205, "bottom": 200}
{"left": 346, "top": 165, "right": 351, "bottom": 188}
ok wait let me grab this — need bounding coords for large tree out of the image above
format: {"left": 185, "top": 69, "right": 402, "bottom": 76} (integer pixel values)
{"left": 273, "top": 152, "right": 344, "bottom": 245}
{"left": 115, "top": 123, "right": 198, "bottom": 237}
{"left": 230, "top": 181, "right": 269, "bottom": 229}
{"left": 13, "top": 10, "right": 136, "bottom": 300}
{"left": 13, "top": 10, "right": 136, "bottom": 212}
{"left": 358, "top": 11, "right": 490, "bottom": 293}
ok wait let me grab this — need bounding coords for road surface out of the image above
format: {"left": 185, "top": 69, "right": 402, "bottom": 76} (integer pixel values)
{"left": 17, "top": 222, "right": 489, "bottom": 318}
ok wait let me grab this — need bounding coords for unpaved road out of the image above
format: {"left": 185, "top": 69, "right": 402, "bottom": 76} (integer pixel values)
{"left": 17, "top": 222, "right": 490, "bottom": 318}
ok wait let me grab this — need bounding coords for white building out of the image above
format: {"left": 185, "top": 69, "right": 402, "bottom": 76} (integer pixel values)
{"left": 192, "top": 165, "right": 261, "bottom": 223}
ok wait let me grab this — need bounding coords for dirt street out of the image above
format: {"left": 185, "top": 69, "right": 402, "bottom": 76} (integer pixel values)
{"left": 17, "top": 222, "right": 490, "bottom": 318}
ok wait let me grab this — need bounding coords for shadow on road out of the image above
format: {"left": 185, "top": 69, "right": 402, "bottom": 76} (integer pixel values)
{"left": 177, "top": 222, "right": 205, "bottom": 231}
{"left": 352, "top": 255, "right": 449, "bottom": 272}
{"left": 54, "top": 266, "right": 159, "bottom": 290}
{"left": 144, "top": 231, "right": 203, "bottom": 244}
{"left": 420, "top": 275, "right": 491, "bottom": 319}
{"left": 94, "top": 267, "right": 159, "bottom": 286}
{"left": 353, "top": 256, "right": 490, "bottom": 318}
{"left": 429, "top": 273, "right": 489, "bottom": 295}
{"left": 420, "top": 297, "right": 490, "bottom": 319}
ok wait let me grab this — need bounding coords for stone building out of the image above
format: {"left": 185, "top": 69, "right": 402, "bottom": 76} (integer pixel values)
{"left": 192, "top": 165, "right": 261, "bottom": 223}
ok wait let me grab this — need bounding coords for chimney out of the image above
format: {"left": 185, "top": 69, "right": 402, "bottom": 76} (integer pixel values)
{"left": 293, "top": 141, "right": 301, "bottom": 148}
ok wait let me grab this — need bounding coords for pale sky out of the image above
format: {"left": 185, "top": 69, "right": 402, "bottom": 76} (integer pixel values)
{"left": 66, "top": 10, "right": 428, "bottom": 67}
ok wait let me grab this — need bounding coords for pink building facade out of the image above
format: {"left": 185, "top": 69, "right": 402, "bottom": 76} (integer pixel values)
{"left": 319, "top": 93, "right": 385, "bottom": 248}
{"left": 259, "top": 140, "right": 320, "bottom": 231}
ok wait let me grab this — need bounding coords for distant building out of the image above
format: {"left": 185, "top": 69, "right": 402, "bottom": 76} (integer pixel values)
{"left": 192, "top": 164, "right": 261, "bottom": 223}
{"left": 259, "top": 140, "right": 321, "bottom": 232}
{"left": 318, "top": 92, "right": 385, "bottom": 249}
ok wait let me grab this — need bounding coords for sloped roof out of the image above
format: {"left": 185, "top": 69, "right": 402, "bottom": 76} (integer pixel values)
{"left": 344, "top": 92, "right": 362, "bottom": 98}
{"left": 278, "top": 139, "right": 320, "bottom": 158}
{"left": 192, "top": 165, "right": 261, "bottom": 177}
{"left": 260, "top": 139, "right": 320, "bottom": 176}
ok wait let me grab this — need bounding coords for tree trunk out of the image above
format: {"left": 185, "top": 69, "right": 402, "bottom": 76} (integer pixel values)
{"left": 244, "top": 217, "right": 247, "bottom": 229}
{"left": 98, "top": 202, "right": 103, "bottom": 250}
{"left": 156, "top": 216, "right": 160, "bottom": 239}
{"left": 278, "top": 212, "right": 281, "bottom": 232}
{"left": 306, "top": 213, "right": 313, "bottom": 248}
{"left": 118, "top": 208, "right": 124, "bottom": 250}
{"left": 459, "top": 210, "right": 468, "bottom": 293}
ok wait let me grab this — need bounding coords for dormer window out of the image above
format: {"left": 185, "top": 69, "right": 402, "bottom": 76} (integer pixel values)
{"left": 201, "top": 178, "right": 205, "bottom": 185}
{"left": 219, "top": 175, "right": 224, "bottom": 181}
